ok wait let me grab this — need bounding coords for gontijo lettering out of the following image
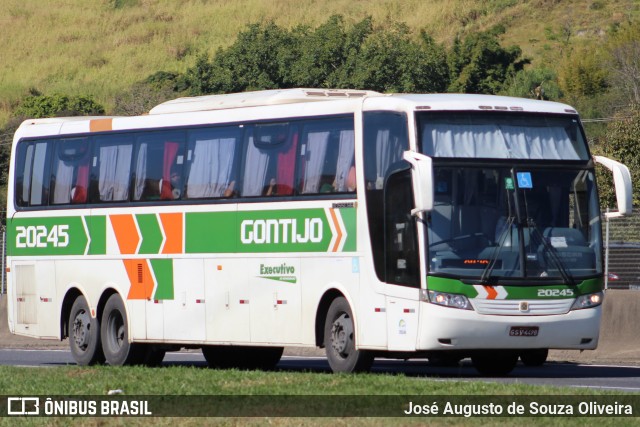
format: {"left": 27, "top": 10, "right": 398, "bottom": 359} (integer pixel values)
{"left": 241, "top": 218, "right": 323, "bottom": 244}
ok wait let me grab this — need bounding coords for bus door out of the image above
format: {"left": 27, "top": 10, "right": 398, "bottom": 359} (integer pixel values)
{"left": 383, "top": 167, "right": 421, "bottom": 351}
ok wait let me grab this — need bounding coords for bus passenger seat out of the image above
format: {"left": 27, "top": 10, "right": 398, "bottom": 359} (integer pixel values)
{"left": 71, "top": 186, "right": 87, "bottom": 204}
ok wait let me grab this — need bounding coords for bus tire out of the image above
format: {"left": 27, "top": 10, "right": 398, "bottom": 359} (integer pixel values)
{"left": 69, "top": 295, "right": 104, "bottom": 366}
{"left": 471, "top": 351, "right": 518, "bottom": 376}
{"left": 100, "top": 294, "right": 145, "bottom": 366}
{"left": 520, "top": 349, "right": 548, "bottom": 367}
{"left": 324, "top": 297, "right": 374, "bottom": 373}
{"left": 202, "top": 346, "right": 283, "bottom": 370}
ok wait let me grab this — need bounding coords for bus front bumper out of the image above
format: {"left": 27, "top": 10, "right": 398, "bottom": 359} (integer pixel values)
{"left": 416, "top": 303, "right": 601, "bottom": 351}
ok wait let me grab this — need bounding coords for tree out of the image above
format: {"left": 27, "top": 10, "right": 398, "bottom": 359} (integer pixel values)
{"left": 502, "top": 67, "right": 562, "bottom": 100}
{"left": 335, "top": 24, "right": 449, "bottom": 93}
{"left": 606, "top": 22, "right": 640, "bottom": 105}
{"left": 592, "top": 104, "right": 640, "bottom": 209}
{"left": 113, "top": 73, "right": 182, "bottom": 116}
{"left": 179, "top": 16, "right": 450, "bottom": 95}
{"left": 448, "top": 28, "right": 528, "bottom": 94}
{"left": 558, "top": 47, "right": 608, "bottom": 104}
{"left": 15, "top": 94, "right": 105, "bottom": 118}
{"left": 184, "top": 22, "right": 294, "bottom": 94}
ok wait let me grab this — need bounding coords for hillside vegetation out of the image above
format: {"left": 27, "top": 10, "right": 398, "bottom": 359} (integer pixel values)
{"left": 0, "top": 0, "right": 637, "bottom": 120}
{"left": 0, "top": 0, "right": 639, "bottom": 213}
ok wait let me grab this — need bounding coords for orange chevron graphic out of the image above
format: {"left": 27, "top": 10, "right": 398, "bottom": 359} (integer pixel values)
{"left": 159, "top": 213, "right": 183, "bottom": 254}
{"left": 329, "top": 208, "right": 343, "bottom": 252}
{"left": 124, "top": 259, "right": 154, "bottom": 300}
{"left": 110, "top": 214, "right": 140, "bottom": 255}
{"left": 483, "top": 285, "right": 498, "bottom": 300}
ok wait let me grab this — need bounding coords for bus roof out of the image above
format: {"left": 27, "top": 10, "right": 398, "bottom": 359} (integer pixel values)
{"left": 148, "top": 88, "right": 382, "bottom": 115}
{"left": 14, "top": 90, "right": 580, "bottom": 140}
{"left": 362, "top": 93, "right": 579, "bottom": 115}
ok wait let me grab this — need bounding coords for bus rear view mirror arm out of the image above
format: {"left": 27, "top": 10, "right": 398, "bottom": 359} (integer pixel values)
{"left": 594, "top": 155, "right": 633, "bottom": 218}
{"left": 403, "top": 151, "right": 434, "bottom": 215}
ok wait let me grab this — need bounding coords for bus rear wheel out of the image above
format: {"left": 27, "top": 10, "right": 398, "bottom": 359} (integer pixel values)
{"left": 202, "top": 345, "right": 283, "bottom": 370}
{"left": 69, "top": 295, "right": 104, "bottom": 365}
{"left": 101, "top": 294, "right": 146, "bottom": 366}
{"left": 324, "top": 297, "right": 374, "bottom": 373}
{"left": 471, "top": 351, "right": 518, "bottom": 376}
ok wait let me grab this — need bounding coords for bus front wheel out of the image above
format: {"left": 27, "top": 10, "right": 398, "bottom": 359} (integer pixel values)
{"left": 471, "top": 351, "right": 518, "bottom": 376}
{"left": 520, "top": 349, "right": 548, "bottom": 367}
{"left": 323, "top": 297, "right": 374, "bottom": 373}
{"left": 69, "top": 295, "right": 104, "bottom": 365}
{"left": 100, "top": 294, "right": 145, "bottom": 366}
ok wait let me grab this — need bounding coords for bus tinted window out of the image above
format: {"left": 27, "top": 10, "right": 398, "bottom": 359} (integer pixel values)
{"left": 185, "top": 126, "right": 242, "bottom": 199}
{"left": 50, "top": 138, "right": 91, "bottom": 205}
{"left": 298, "top": 118, "right": 355, "bottom": 194}
{"left": 133, "top": 131, "right": 186, "bottom": 201}
{"left": 241, "top": 122, "right": 298, "bottom": 197}
{"left": 13, "top": 114, "right": 355, "bottom": 209}
{"left": 89, "top": 134, "right": 134, "bottom": 203}
{"left": 363, "top": 111, "right": 409, "bottom": 282}
{"left": 15, "top": 141, "right": 52, "bottom": 207}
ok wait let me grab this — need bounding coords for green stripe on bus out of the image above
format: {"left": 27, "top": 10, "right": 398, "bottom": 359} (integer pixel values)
{"left": 137, "top": 214, "right": 163, "bottom": 254}
{"left": 185, "top": 211, "right": 237, "bottom": 253}
{"left": 88, "top": 215, "right": 106, "bottom": 255}
{"left": 339, "top": 207, "right": 357, "bottom": 252}
{"left": 8, "top": 216, "right": 89, "bottom": 256}
{"left": 427, "top": 276, "right": 603, "bottom": 299}
{"left": 184, "top": 208, "right": 355, "bottom": 254}
{"left": 151, "top": 259, "right": 174, "bottom": 300}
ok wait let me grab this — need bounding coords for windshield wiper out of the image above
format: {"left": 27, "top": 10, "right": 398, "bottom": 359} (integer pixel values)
{"left": 480, "top": 216, "right": 515, "bottom": 284}
{"left": 528, "top": 219, "right": 575, "bottom": 286}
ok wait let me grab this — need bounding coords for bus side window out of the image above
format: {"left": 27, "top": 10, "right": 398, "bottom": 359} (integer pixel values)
{"left": 50, "top": 138, "right": 90, "bottom": 205}
{"left": 333, "top": 129, "right": 356, "bottom": 192}
{"left": 14, "top": 140, "right": 53, "bottom": 208}
{"left": 241, "top": 122, "right": 296, "bottom": 197}
{"left": 133, "top": 131, "right": 186, "bottom": 202}
{"left": 184, "top": 126, "right": 242, "bottom": 199}
{"left": 14, "top": 142, "right": 34, "bottom": 207}
{"left": 89, "top": 135, "right": 134, "bottom": 203}
{"left": 298, "top": 118, "right": 355, "bottom": 194}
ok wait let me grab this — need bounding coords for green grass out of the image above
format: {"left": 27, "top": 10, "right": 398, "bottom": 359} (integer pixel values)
{"left": 0, "top": 364, "right": 575, "bottom": 395}
{"left": 0, "top": 366, "right": 638, "bottom": 426}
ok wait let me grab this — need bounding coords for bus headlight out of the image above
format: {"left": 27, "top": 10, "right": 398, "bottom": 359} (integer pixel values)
{"left": 570, "top": 292, "right": 603, "bottom": 310}
{"left": 426, "top": 290, "right": 473, "bottom": 310}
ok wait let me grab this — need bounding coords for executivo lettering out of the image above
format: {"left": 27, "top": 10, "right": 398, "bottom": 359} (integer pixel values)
{"left": 260, "top": 263, "right": 296, "bottom": 275}
{"left": 258, "top": 263, "right": 297, "bottom": 283}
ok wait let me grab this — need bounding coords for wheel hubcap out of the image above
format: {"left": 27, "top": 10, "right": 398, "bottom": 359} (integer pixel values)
{"left": 72, "top": 310, "right": 91, "bottom": 350}
{"left": 107, "top": 312, "right": 125, "bottom": 351}
{"left": 331, "top": 313, "right": 353, "bottom": 357}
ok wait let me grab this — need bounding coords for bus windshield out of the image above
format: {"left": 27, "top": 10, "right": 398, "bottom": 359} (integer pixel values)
{"left": 418, "top": 112, "right": 589, "bottom": 161}
{"left": 425, "top": 166, "right": 601, "bottom": 282}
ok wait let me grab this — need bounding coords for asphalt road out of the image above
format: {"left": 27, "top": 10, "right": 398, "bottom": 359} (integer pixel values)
{"left": 2, "top": 348, "right": 640, "bottom": 393}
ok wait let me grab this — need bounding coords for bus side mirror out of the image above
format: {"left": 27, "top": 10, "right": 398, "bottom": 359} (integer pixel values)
{"left": 594, "top": 155, "right": 633, "bottom": 218}
{"left": 402, "top": 151, "right": 433, "bottom": 215}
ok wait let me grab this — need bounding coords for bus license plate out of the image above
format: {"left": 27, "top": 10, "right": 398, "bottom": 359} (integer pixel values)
{"left": 509, "top": 326, "right": 539, "bottom": 337}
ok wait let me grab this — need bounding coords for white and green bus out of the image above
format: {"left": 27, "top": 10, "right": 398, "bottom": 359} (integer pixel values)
{"left": 6, "top": 89, "right": 632, "bottom": 375}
